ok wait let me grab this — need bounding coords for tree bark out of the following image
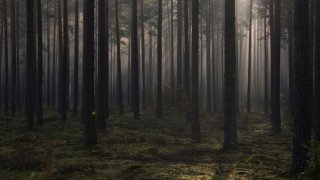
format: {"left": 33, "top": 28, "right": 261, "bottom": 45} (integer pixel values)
{"left": 224, "top": 0, "right": 237, "bottom": 149}
{"left": 83, "top": 0, "right": 97, "bottom": 145}
{"left": 191, "top": 0, "right": 200, "bottom": 142}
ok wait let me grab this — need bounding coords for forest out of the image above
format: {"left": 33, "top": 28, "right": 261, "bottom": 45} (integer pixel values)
{"left": 0, "top": 0, "right": 319, "bottom": 179}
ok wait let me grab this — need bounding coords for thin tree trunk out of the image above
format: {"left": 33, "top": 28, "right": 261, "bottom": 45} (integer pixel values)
{"left": 184, "top": 0, "right": 190, "bottom": 97}
{"left": 206, "top": 0, "right": 211, "bottom": 112}
{"left": 177, "top": 0, "right": 182, "bottom": 99}
{"left": 26, "top": 0, "right": 37, "bottom": 130}
{"left": 191, "top": 0, "right": 200, "bottom": 142}
{"left": 4, "top": 0, "right": 8, "bottom": 115}
{"left": 247, "top": 0, "right": 253, "bottom": 114}
{"left": 11, "top": 0, "right": 17, "bottom": 115}
{"left": 115, "top": 0, "right": 123, "bottom": 114}
{"left": 47, "top": 0, "right": 51, "bottom": 108}
{"left": 73, "top": 0, "right": 79, "bottom": 115}
{"left": 157, "top": 0, "right": 163, "bottom": 117}
{"left": 140, "top": 0, "right": 146, "bottom": 111}
{"left": 131, "top": 0, "right": 140, "bottom": 120}
{"left": 37, "top": 0, "right": 44, "bottom": 124}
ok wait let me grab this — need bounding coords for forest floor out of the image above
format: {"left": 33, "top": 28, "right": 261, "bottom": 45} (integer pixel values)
{"left": 0, "top": 107, "right": 311, "bottom": 179}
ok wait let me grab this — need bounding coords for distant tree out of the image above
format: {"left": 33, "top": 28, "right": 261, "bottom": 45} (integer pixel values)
{"left": 170, "top": 0, "right": 174, "bottom": 98}
{"left": 131, "top": 0, "right": 140, "bottom": 120}
{"left": 51, "top": 0, "right": 57, "bottom": 108}
{"left": 224, "top": 0, "right": 237, "bottom": 149}
{"left": 73, "top": 0, "right": 79, "bottom": 115}
{"left": 46, "top": 0, "right": 51, "bottom": 108}
{"left": 26, "top": 0, "right": 37, "bottom": 130}
{"left": 141, "top": 0, "right": 147, "bottom": 111}
{"left": 11, "top": 0, "right": 17, "bottom": 116}
{"left": 191, "top": 0, "right": 200, "bottom": 142}
{"left": 58, "top": 0, "right": 69, "bottom": 120}
{"left": 157, "top": 0, "right": 163, "bottom": 117}
{"left": 177, "top": 0, "right": 182, "bottom": 99}
{"left": 83, "top": 0, "right": 97, "bottom": 145}
{"left": 291, "top": 0, "right": 312, "bottom": 173}
{"left": 37, "top": 0, "right": 44, "bottom": 124}
{"left": 115, "top": 0, "right": 124, "bottom": 115}
{"left": 184, "top": 0, "right": 190, "bottom": 97}
{"left": 206, "top": 0, "right": 212, "bottom": 113}
{"left": 247, "top": 0, "right": 253, "bottom": 114}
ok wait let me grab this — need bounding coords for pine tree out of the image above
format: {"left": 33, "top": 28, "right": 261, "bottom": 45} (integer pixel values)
{"left": 131, "top": 0, "right": 140, "bottom": 120}
{"left": 83, "top": 0, "right": 97, "bottom": 145}
{"left": 191, "top": 0, "right": 200, "bottom": 142}
{"left": 224, "top": 0, "right": 237, "bottom": 149}
{"left": 291, "top": 0, "right": 312, "bottom": 173}
{"left": 37, "top": 0, "right": 44, "bottom": 124}
{"left": 157, "top": 0, "right": 163, "bottom": 117}
{"left": 26, "top": 0, "right": 37, "bottom": 130}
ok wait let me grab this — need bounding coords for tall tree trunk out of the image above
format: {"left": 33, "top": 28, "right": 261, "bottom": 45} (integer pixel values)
{"left": 83, "top": 0, "right": 97, "bottom": 145}
{"left": 291, "top": 0, "right": 311, "bottom": 173}
{"left": 115, "top": 0, "right": 123, "bottom": 114}
{"left": 148, "top": 25, "right": 153, "bottom": 108}
{"left": 177, "top": 0, "right": 182, "bottom": 99}
{"left": 184, "top": 0, "right": 190, "bottom": 97}
{"left": 97, "top": 0, "right": 108, "bottom": 130}
{"left": 57, "top": 0, "right": 63, "bottom": 115}
{"left": 170, "top": 0, "right": 174, "bottom": 98}
{"left": 73, "top": 0, "right": 79, "bottom": 115}
{"left": 211, "top": 3, "right": 217, "bottom": 112}
{"left": 4, "top": 0, "right": 8, "bottom": 115}
{"left": 37, "top": 0, "right": 44, "bottom": 124}
{"left": 247, "top": 0, "right": 253, "bottom": 114}
{"left": 140, "top": 0, "right": 146, "bottom": 111}
{"left": 0, "top": 6, "right": 3, "bottom": 109}
{"left": 58, "top": 0, "right": 69, "bottom": 120}
{"left": 264, "top": 0, "right": 270, "bottom": 114}
{"left": 16, "top": 0, "right": 21, "bottom": 111}
{"left": 191, "top": 0, "right": 200, "bottom": 142}
{"left": 224, "top": 0, "right": 237, "bottom": 149}
{"left": 288, "top": 0, "right": 293, "bottom": 111}
{"left": 131, "top": 0, "right": 140, "bottom": 120}
{"left": 11, "top": 0, "right": 17, "bottom": 116}
{"left": 157, "top": 0, "right": 163, "bottom": 117}
{"left": 206, "top": 0, "right": 211, "bottom": 112}
{"left": 26, "top": 0, "right": 36, "bottom": 130}
{"left": 271, "top": 0, "right": 281, "bottom": 133}
{"left": 46, "top": 0, "right": 51, "bottom": 108}
{"left": 52, "top": 0, "right": 57, "bottom": 108}
{"left": 315, "top": 0, "right": 320, "bottom": 143}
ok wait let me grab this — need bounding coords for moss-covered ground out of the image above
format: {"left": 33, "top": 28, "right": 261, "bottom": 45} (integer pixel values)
{"left": 0, "top": 108, "right": 309, "bottom": 179}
